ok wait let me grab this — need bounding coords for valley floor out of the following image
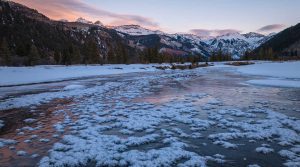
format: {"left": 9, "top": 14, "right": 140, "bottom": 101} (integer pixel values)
{"left": 0, "top": 61, "right": 300, "bottom": 167}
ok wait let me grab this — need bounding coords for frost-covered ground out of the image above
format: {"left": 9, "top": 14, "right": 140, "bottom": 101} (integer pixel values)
{"left": 0, "top": 61, "right": 300, "bottom": 167}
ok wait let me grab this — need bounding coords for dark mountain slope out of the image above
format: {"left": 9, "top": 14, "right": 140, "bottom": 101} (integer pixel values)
{"left": 253, "top": 23, "right": 300, "bottom": 58}
{"left": 0, "top": 1, "right": 134, "bottom": 66}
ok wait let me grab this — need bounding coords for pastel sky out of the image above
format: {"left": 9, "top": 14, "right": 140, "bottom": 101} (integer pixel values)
{"left": 13, "top": 0, "right": 300, "bottom": 36}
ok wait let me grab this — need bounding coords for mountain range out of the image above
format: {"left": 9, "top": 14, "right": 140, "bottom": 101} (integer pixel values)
{"left": 0, "top": 0, "right": 299, "bottom": 66}
{"left": 113, "top": 24, "right": 275, "bottom": 59}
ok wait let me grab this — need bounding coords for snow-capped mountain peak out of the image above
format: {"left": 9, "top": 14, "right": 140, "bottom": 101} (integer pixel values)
{"left": 242, "top": 32, "right": 266, "bottom": 46}
{"left": 206, "top": 32, "right": 267, "bottom": 58}
{"left": 113, "top": 25, "right": 163, "bottom": 36}
{"left": 243, "top": 32, "right": 265, "bottom": 38}
{"left": 216, "top": 32, "right": 246, "bottom": 40}
{"left": 75, "top": 17, "right": 93, "bottom": 24}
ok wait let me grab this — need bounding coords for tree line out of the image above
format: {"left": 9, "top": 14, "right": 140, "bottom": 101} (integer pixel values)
{"left": 241, "top": 47, "right": 300, "bottom": 61}
{"left": 209, "top": 50, "right": 232, "bottom": 62}
{"left": 138, "top": 47, "right": 205, "bottom": 64}
{"left": 0, "top": 36, "right": 209, "bottom": 66}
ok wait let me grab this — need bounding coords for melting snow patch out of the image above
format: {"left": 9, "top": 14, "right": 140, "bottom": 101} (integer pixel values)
{"left": 205, "top": 155, "right": 226, "bottom": 164}
{"left": 255, "top": 147, "right": 274, "bottom": 154}
{"left": 63, "top": 84, "right": 85, "bottom": 90}
{"left": 213, "top": 140, "right": 238, "bottom": 149}
{"left": 24, "top": 139, "right": 32, "bottom": 143}
{"left": 23, "top": 118, "right": 37, "bottom": 124}
{"left": 31, "top": 154, "right": 39, "bottom": 158}
{"left": 30, "top": 135, "right": 38, "bottom": 139}
{"left": 39, "top": 138, "right": 50, "bottom": 143}
{"left": 0, "top": 138, "right": 17, "bottom": 148}
{"left": 17, "top": 150, "right": 27, "bottom": 156}
{"left": 278, "top": 148, "right": 300, "bottom": 166}
{"left": 53, "top": 123, "right": 65, "bottom": 132}
{"left": 248, "top": 164, "right": 261, "bottom": 167}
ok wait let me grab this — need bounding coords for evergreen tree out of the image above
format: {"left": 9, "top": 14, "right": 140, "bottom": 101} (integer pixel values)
{"left": 62, "top": 47, "right": 72, "bottom": 65}
{"left": 16, "top": 42, "right": 28, "bottom": 57}
{"left": 258, "top": 48, "right": 264, "bottom": 60}
{"left": 115, "top": 42, "right": 124, "bottom": 64}
{"left": 28, "top": 44, "right": 40, "bottom": 66}
{"left": 158, "top": 53, "right": 164, "bottom": 64}
{"left": 121, "top": 46, "right": 129, "bottom": 64}
{"left": 169, "top": 54, "right": 174, "bottom": 63}
{"left": 290, "top": 50, "right": 294, "bottom": 57}
{"left": 152, "top": 46, "right": 159, "bottom": 63}
{"left": 138, "top": 50, "right": 147, "bottom": 64}
{"left": 216, "top": 50, "right": 222, "bottom": 61}
{"left": 210, "top": 52, "right": 215, "bottom": 62}
{"left": 146, "top": 48, "right": 152, "bottom": 63}
{"left": 266, "top": 48, "right": 274, "bottom": 60}
{"left": 0, "top": 38, "right": 11, "bottom": 65}
{"left": 243, "top": 50, "right": 251, "bottom": 60}
{"left": 107, "top": 48, "right": 116, "bottom": 64}
{"left": 86, "top": 40, "right": 99, "bottom": 64}
{"left": 67, "top": 44, "right": 81, "bottom": 64}
{"left": 54, "top": 51, "right": 61, "bottom": 64}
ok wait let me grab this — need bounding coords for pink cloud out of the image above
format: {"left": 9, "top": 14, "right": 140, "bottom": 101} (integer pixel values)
{"left": 257, "top": 24, "right": 286, "bottom": 32}
{"left": 12, "top": 0, "right": 159, "bottom": 29}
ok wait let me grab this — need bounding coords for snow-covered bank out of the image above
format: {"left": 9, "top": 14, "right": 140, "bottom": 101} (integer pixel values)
{"left": 237, "top": 61, "right": 300, "bottom": 79}
{"left": 0, "top": 64, "right": 156, "bottom": 86}
{"left": 237, "top": 61, "right": 300, "bottom": 88}
{"left": 1, "top": 61, "right": 300, "bottom": 88}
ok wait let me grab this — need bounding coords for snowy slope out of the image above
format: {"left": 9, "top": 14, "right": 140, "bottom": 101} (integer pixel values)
{"left": 207, "top": 32, "right": 268, "bottom": 58}
{"left": 113, "top": 25, "right": 212, "bottom": 56}
{"left": 113, "top": 25, "right": 164, "bottom": 36}
{"left": 167, "top": 34, "right": 211, "bottom": 56}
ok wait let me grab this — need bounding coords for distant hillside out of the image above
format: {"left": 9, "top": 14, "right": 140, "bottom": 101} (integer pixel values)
{"left": 253, "top": 23, "right": 300, "bottom": 59}
{"left": 0, "top": 1, "right": 135, "bottom": 66}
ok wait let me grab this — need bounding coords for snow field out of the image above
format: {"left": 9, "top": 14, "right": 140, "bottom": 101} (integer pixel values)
{"left": 0, "top": 64, "right": 157, "bottom": 86}
{"left": 237, "top": 61, "right": 300, "bottom": 88}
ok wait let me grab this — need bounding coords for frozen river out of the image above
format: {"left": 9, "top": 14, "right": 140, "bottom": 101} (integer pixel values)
{"left": 0, "top": 65, "right": 299, "bottom": 167}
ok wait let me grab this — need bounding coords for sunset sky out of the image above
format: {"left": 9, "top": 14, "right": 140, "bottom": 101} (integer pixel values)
{"left": 13, "top": 0, "right": 300, "bottom": 36}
